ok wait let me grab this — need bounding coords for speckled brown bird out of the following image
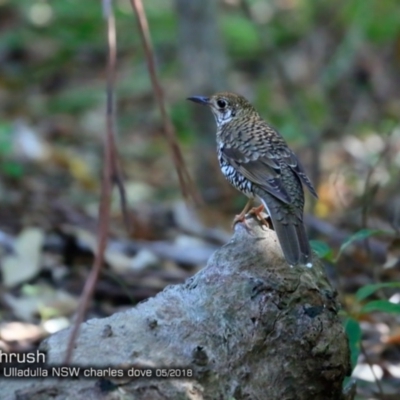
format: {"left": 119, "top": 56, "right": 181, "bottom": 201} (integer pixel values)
{"left": 188, "top": 92, "right": 318, "bottom": 267}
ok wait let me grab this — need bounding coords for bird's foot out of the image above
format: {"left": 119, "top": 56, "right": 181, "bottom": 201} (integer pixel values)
{"left": 232, "top": 205, "right": 271, "bottom": 230}
{"left": 248, "top": 205, "right": 271, "bottom": 228}
{"left": 232, "top": 199, "right": 253, "bottom": 229}
{"left": 232, "top": 212, "right": 248, "bottom": 228}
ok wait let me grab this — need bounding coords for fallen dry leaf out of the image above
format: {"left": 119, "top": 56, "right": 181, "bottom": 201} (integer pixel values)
{"left": 0, "top": 321, "right": 45, "bottom": 342}
{"left": 2, "top": 228, "right": 45, "bottom": 287}
{"left": 3, "top": 284, "right": 79, "bottom": 322}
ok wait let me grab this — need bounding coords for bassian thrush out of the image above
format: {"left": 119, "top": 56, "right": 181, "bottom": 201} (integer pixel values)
{"left": 188, "top": 92, "right": 318, "bottom": 267}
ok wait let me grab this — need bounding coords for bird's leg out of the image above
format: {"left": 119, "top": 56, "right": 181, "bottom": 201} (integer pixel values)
{"left": 232, "top": 199, "right": 254, "bottom": 227}
{"left": 248, "top": 204, "right": 272, "bottom": 228}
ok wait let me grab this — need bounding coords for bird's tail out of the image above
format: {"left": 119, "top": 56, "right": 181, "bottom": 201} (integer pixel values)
{"left": 259, "top": 198, "right": 312, "bottom": 267}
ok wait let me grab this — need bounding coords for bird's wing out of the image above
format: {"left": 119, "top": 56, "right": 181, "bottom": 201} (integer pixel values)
{"left": 221, "top": 132, "right": 318, "bottom": 203}
{"left": 287, "top": 153, "right": 318, "bottom": 199}
{"left": 252, "top": 122, "right": 318, "bottom": 199}
{"left": 221, "top": 146, "right": 292, "bottom": 204}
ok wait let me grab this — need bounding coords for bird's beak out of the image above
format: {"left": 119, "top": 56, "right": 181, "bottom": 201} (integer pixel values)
{"left": 187, "top": 96, "right": 210, "bottom": 105}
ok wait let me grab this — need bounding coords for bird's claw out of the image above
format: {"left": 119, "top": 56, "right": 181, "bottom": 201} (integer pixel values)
{"left": 232, "top": 205, "right": 271, "bottom": 230}
{"left": 232, "top": 213, "right": 247, "bottom": 228}
{"left": 248, "top": 205, "right": 271, "bottom": 228}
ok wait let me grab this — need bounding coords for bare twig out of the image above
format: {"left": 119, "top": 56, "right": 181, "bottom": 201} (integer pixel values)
{"left": 64, "top": 0, "right": 117, "bottom": 364}
{"left": 360, "top": 341, "right": 385, "bottom": 398}
{"left": 104, "top": 0, "right": 130, "bottom": 234}
{"left": 359, "top": 131, "right": 393, "bottom": 299}
{"left": 129, "top": 0, "right": 201, "bottom": 206}
{"left": 111, "top": 148, "right": 131, "bottom": 233}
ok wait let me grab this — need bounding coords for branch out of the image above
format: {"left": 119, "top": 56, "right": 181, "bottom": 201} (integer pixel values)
{"left": 129, "top": 0, "right": 202, "bottom": 206}
{"left": 63, "top": 0, "right": 117, "bottom": 364}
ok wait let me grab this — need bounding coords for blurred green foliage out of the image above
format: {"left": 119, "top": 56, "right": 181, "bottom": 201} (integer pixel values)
{"left": 341, "top": 0, "right": 400, "bottom": 43}
{"left": 312, "top": 233, "right": 400, "bottom": 376}
{"left": 0, "top": 122, "right": 13, "bottom": 156}
{"left": 345, "top": 318, "right": 361, "bottom": 369}
{"left": 0, "top": 121, "right": 25, "bottom": 179}
{"left": 312, "top": 229, "right": 387, "bottom": 263}
{"left": 222, "top": 14, "right": 260, "bottom": 57}
{"left": 0, "top": 3, "right": 400, "bottom": 395}
{"left": 1, "top": 0, "right": 399, "bottom": 143}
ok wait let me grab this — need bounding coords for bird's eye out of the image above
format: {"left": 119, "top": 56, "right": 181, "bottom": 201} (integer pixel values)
{"left": 217, "top": 99, "right": 227, "bottom": 109}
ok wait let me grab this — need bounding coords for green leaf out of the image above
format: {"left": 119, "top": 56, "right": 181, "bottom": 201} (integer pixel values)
{"left": 336, "top": 229, "right": 385, "bottom": 261}
{"left": 344, "top": 318, "right": 361, "bottom": 369}
{"left": 356, "top": 282, "right": 400, "bottom": 301}
{"left": 310, "top": 240, "right": 334, "bottom": 261}
{"left": 0, "top": 122, "right": 13, "bottom": 156}
{"left": 221, "top": 15, "right": 260, "bottom": 57}
{"left": 2, "top": 161, "right": 24, "bottom": 179}
{"left": 361, "top": 300, "right": 400, "bottom": 314}
{"left": 340, "top": 0, "right": 400, "bottom": 43}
